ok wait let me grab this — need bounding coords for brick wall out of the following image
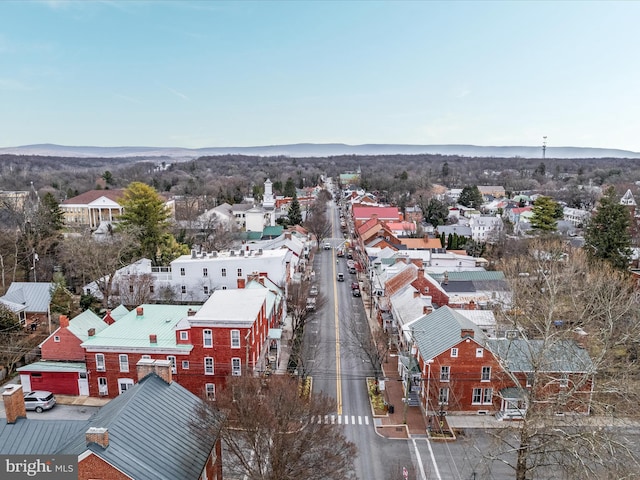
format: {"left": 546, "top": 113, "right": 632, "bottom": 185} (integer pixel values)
{"left": 41, "top": 327, "right": 85, "bottom": 361}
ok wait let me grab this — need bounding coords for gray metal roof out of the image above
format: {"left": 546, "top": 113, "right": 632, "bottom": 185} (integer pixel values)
{"left": 430, "top": 271, "right": 506, "bottom": 282}
{"left": 485, "top": 338, "right": 593, "bottom": 373}
{"left": 409, "top": 306, "right": 485, "bottom": 360}
{"left": 58, "top": 374, "right": 216, "bottom": 480}
{"left": 1, "top": 282, "right": 53, "bottom": 313}
{"left": 0, "top": 419, "right": 88, "bottom": 454}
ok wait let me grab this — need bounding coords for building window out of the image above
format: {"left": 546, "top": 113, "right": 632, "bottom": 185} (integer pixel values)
{"left": 180, "top": 267, "right": 185, "bottom": 276}
{"left": 54, "top": 336, "right": 60, "bottom": 343}
{"left": 118, "top": 378, "right": 134, "bottom": 395}
{"left": 98, "top": 377, "right": 108, "bottom": 396}
{"left": 526, "top": 373, "right": 534, "bottom": 387}
{"left": 231, "top": 330, "right": 241, "bottom": 348}
{"left": 473, "top": 388, "right": 493, "bottom": 405}
{"left": 96, "top": 354, "right": 105, "bottom": 372}
{"left": 232, "top": 357, "right": 241, "bottom": 376}
{"left": 438, "top": 387, "right": 449, "bottom": 405}
{"left": 167, "top": 356, "right": 177, "bottom": 374}
{"left": 204, "top": 357, "right": 214, "bottom": 375}
{"left": 221, "top": 268, "right": 227, "bottom": 277}
{"left": 149, "top": 285, "right": 154, "bottom": 293}
{"left": 481, "top": 366, "right": 491, "bottom": 382}
{"left": 205, "top": 383, "right": 215, "bottom": 400}
{"left": 129, "top": 285, "right": 134, "bottom": 293}
{"left": 119, "top": 354, "right": 129, "bottom": 372}
{"left": 203, "top": 329, "right": 213, "bottom": 348}
{"left": 483, "top": 388, "right": 493, "bottom": 404}
{"left": 450, "top": 348, "right": 458, "bottom": 358}
{"left": 237, "top": 268, "right": 242, "bottom": 277}
{"left": 203, "top": 267, "right": 208, "bottom": 277}
{"left": 476, "top": 348, "right": 484, "bottom": 358}
{"left": 222, "top": 286, "right": 227, "bottom": 290}
{"left": 180, "top": 331, "right": 188, "bottom": 341}
{"left": 182, "top": 361, "right": 189, "bottom": 370}
{"left": 141, "top": 355, "right": 151, "bottom": 360}
{"left": 181, "top": 285, "right": 186, "bottom": 294}
{"left": 440, "top": 366, "right": 450, "bottom": 382}
{"left": 204, "top": 286, "right": 209, "bottom": 295}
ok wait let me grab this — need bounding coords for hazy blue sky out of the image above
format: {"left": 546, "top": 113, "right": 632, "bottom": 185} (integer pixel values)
{"left": 1, "top": 1, "right": 639, "bottom": 151}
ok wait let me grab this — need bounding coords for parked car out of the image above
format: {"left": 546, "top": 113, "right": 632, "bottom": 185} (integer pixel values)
{"left": 323, "top": 242, "right": 331, "bottom": 250}
{"left": 309, "top": 285, "right": 318, "bottom": 296}
{"left": 351, "top": 282, "right": 360, "bottom": 290}
{"left": 23, "top": 391, "right": 56, "bottom": 413}
{"left": 352, "top": 289, "right": 361, "bottom": 297}
{"left": 347, "top": 249, "right": 353, "bottom": 259}
{"left": 337, "top": 249, "right": 345, "bottom": 257}
{"left": 337, "top": 273, "right": 345, "bottom": 282}
{"left": 349, "top": 267, "right": 357, "bottom": 274}
{"left": 306, "top": 297, "right": 316, "bottom": 311}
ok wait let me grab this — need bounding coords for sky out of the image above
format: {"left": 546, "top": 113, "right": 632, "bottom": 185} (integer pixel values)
{"left": 1, "top": 0, "right": 639, "bottom": 151}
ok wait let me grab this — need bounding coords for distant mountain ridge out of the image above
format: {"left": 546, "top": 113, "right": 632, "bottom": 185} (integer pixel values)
{"left": 1, "top": 143, "right": 639, "bottom": 159}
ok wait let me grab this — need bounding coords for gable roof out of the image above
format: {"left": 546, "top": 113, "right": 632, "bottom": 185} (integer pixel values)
{"left": 399, "top": 237, "right": 443, "bottom": 250}
{"left": 109, "top": 304, "right": 130, "bottom": 320}
{"left": 58, "top": 374, "right": 216, "bottom": 480}
{"left": 81, "top": 305, "right": 200, "bottom": 350}
{"left": 485, "top": 338, "right": 593, "bottom": 373}
{"left": 0, "top": 418, "right": 89, "bottom": 454}
{"left": 407, "top": 306, "right": 484, "bottom": 360}
{"left": 352, "top": 206, "right": 401, "bottom": 221}
{"left": 67, "top": 310, "right": 108, "bottom": 341}
{"left": 1, "top": 282, "right": 53, "bottom": 312}
{"left": 61, "top": 189, "right": 125, "bottom": 205}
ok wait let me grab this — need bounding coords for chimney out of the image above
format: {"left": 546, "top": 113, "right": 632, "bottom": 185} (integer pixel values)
{"left": 423, "top": 305, "right": 433, "bottom": 315}
{"left": 413, "top": 291, "right": 420, "bottom": 298}
{"left": 443, "top": 272, "right": 449, "bottom": 285}
{"left": 239, "top": 249, "right": 245, "bottom": 256}
{"left": 417, "top": 268, "right": 425, "bottom": 280}
{"left": 137, "top": 358, "right": 155, "bottom": 381}
{"left": 154, "top": 359, "right": 173, "bottom": 384}
{"left": 136, "top": 307, "right": 144, "bottom": 317}
{"left": 461, "top": 328, "right": 475, "bottom": 339}
{"left": 191, "top": 249, "right": 197, "bottom": 259}
{"left": 59, "top": 315, "right": 69, "bottom": 328}
{"left": 86, "top": 427, "right": 109, "bottom": 449}
{"left": 285, "top": 232, "right": 292, "bottom": 240}
{"left": 187, "top": 308, "right": 196, "bottom": 317}
{"left": 3, "top": 384, "right": 27, "bottom": 424}
{"left": 149, "top": 334, "right": 157, "bottom": 344}
{"left": 88, "top": 328, "right": 96, "bottom": 337}
{"left": 237, "top": 278, "right": 246, "bottom": 289}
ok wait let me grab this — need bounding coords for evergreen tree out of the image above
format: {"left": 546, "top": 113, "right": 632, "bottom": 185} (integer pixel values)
{"left": 424, "top": 198, "right": 449, "bottom": 227}
{"left": 117, "top": 182, "right": 173, "bottom": 265}
{"left": 440, "top": 231, "right": 446, "bottom": 247}
{"left": 458, "top": 185, "right": 484, "bottom": 209}
{"left": 584, "top": 186, "right": 632, "bottom": 270}
{"left": 530, "top": 196, "right": 560, "bottom": 233}
{"left": 447, "top": 233, "right": 453, "bottom": 249}
{"left": 283, "top": 177, "right": 297, "bottom": 197}
{"left": 288, "top": 193, "right": 303, "bottom": 225}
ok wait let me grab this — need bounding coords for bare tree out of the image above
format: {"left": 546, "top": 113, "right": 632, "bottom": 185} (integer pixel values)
{"left": 304, "top": 200, "right": 332, "bottom": 250}
{"left": 196, "top": 375, "right": 356, "bottom": 480}
{"left": 341, "top": 315, "right": 390, "bottom": 380}
{"left": 488, "top": 239, "right": 640, "bottom": 480}
{"left": 116, "top": 273, "right": 155, "bottom": 307}
{"left": 59, "top": 231, "right": 137, "bottom": 308}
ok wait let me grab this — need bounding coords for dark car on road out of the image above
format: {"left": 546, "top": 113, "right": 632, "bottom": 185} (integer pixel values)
{"left": 352, "top": 289, "right": 361, "bottom": 297}
{"left": 351, "top": 282, "right": 359, "bottom": 290}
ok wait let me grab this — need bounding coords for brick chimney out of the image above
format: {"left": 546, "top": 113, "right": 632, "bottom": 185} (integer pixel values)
{"left": 3, "top": 384, "right": 27, "bottom": 424}
{"left": 59, "top": 315, "right": 69, "bottom": 328}
{"left": 237, "top": 279, "right": 246, "bottom": 289}
{"left": 413, "top": 291, "right": 420, "bottom": 298}
{"left": 187, "top": 308, "right": 196, "bottom": 317}
{"left": 88, "top": 328, "right": 96, "bottom": 337}
{"left": 136, "top": 307, "right": 144, "bottom": 317}
{"left": 461, "top": 328, "right": 475, "bottom": 339}
{"left": 136, "top": 358, "right": 156, "bottom": 381}
{"left": 149, "top": 334, "right": 157, "bottom": 344}
{"left": 423, "top": 305, "right": 433, "bottom": 315}
{"left": 154, "top": 359, "right": 173, "bottom": 384}
{"left": 86, "top": 427, "right": 109, "bottom": 448}
{"left": 416, "top": 268, "right": 425, "bottom": 280}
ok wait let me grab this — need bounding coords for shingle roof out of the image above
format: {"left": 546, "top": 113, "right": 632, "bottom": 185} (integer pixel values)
{"left": 81, "top": 305, "right": 199, "bottom": 350}
{"left": 1, "top": 282, "right": 52, "bottom": 313}
{"left": 485, "top": 338, "right": 593, "bottom": 373}
{"left": 408, "top": 306, "right": 484, "bottom": 360}
{"left": 61, "top": 189, "right": 125, "bottom": 205}
{"left": 58, "top": 374, "right": 216, "bottom": 480}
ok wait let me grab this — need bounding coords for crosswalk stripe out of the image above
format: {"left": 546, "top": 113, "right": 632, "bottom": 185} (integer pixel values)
{"left": 351, "top": 415, "right": 356, "bottom": 424}
{"left": 331, "top": 415, "right": 336, "bottom": 424}
{"left": 338, "top": 415, "right": 342, "bottom": 425}
{"left": 358, "top": 416, "right": 362, "bottom": 425}
{"left": 365, "top": 416, "right": 369, "bottom": 425}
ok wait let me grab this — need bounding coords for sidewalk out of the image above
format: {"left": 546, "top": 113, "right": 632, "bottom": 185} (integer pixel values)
{"left": 374, "top": 354, "right": 428, "bottom": 439}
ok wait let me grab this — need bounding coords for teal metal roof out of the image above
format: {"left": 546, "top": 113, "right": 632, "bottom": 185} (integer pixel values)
{"left": 81, "top": 304, "right": 199, "bottom": 350}
{"left": 67, "top": 309, "right": 107, "bottom": 341}
{"left": 410, "top": 306, "right": 485, "bottom": 361}
{"left": 430, "top": 271, "right": 505, "bottom": 282}
{"left": 486, "top": 338, "right": 593, "bottom": 373}
{"left": 262, "top": 225, "right": 284, "bottom": 237}
{"left": 18, "top": 361, "right": 86, "bottom": 373}
{"left": 109, "top": 304, "right": 130, "bottom": 320}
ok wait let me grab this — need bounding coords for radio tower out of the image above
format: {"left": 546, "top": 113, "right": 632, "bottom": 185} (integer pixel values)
{"left": 542, "top": 136, "right": 547, "bottom": 159}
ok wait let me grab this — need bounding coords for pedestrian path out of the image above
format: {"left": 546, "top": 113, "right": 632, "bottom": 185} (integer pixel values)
{"left": 309, "top": 413, "right": 372, "bottom": 427}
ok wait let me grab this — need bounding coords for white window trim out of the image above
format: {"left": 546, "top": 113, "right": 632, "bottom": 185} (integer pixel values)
{"left": 232, "top": 357, "right": 242, "bottom": 376}
{"left": 203, "top": 329, "right": 213, "bottom": 348}
{"left": 119, "top": 354, "right": 129, "bottom": 373}
{"left": 476, "top": 348, "right": 484, "bottom": 358}
{"left": 231, "top": 330, "right": 241, "bottom": 349}
{"left": 180, "top": 331, "right": 188, "bottom": 341}
{"left": 182, "top": 360, "right": 190, "bottom": 370}
{"left": 96, "top": 354, "right": 105, "bottom": 372}
{"left": 204, "top": 357, "right": 214, "bottom": 375}
{"left": 481, "top": 366, "right": 491, "bottom": 382}
{"left": 450, "top": 348, "right": 458, "bottom": 358}
{"left": 440, "top": 366, "right": 450, "bottom": 382}
{"left": 167, "top": 356, "right": 177, "bottom": 374}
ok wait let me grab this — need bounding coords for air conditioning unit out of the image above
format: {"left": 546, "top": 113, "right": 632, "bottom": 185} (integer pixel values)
{"left": 232, "top": 371, "right": 241, "bottom": 377}
{"left": 505, "top": 330, "right": 519, "bottom": 340}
